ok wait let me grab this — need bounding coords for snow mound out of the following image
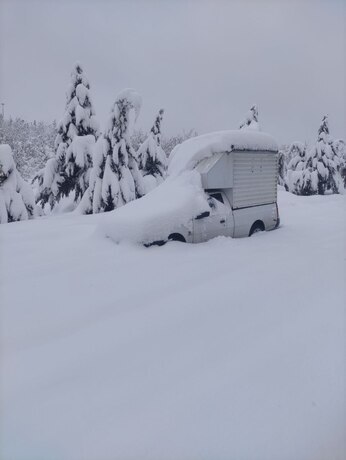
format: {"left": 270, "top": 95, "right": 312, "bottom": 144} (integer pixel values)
{"left": 169, "top": 129, "right": 278, "bottom": 176}
{"left": 100, "top": 170, "right": 209, "bottom": 244}
{"left": 143, "top": 174, "right": 159, "bottom": 193}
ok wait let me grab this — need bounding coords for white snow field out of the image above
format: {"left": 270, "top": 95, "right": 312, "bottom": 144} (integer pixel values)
{"left": 1, "top": 190, "right": 345, "bottom": 460}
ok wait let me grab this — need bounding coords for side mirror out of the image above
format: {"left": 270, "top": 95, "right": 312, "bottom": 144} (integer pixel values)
{"left": 195, "top": 211, "right": 210, "bottom": 220}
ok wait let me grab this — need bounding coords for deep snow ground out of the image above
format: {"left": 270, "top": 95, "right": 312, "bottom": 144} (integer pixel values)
{"left": 1, "top": 190, "right": 345, "bottom": 460}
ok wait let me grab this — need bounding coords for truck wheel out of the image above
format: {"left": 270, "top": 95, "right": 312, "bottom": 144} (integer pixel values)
{"left": 249, "top": 221, "right": 265, "bottom": 236}
{"left": 168, "top": 233, "right": 186, "bottom": 243}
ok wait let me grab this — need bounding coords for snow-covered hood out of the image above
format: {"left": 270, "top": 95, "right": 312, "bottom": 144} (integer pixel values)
{"left": 100, "top": 170, "right": 209, "bottom": 244}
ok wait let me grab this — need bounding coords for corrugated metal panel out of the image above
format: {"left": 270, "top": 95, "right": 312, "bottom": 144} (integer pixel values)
{"left": 232, "top": 152, "right": 278, "bottom": 209}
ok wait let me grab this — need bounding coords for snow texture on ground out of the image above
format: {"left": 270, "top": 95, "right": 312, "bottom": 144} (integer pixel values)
{"left": 0, "top": 190, "right": 345, "bottom": 460}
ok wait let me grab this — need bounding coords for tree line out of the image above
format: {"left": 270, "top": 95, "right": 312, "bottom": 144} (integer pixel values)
{"left": 0, "top": 63, "right": 345, "bottom": 224}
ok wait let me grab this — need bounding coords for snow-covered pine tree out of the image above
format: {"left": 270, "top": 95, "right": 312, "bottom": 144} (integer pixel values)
{"left": 239, "top": 105, "right": 259, "bottom": 130}
{"left": 284, "top": 142, "right": 313, "bottom": 195}
{"left": 332, "top": 139, "right": 346, "bottom": 163}
{"left": 305, "top": 115, "right": 340, "bottom": 195}
{"left": 131, "top": 129, "right": 147, "bottom": 152}
{"left": 331, "top": 139, "right": 346, "bottom": 190}
{"left": 78, "top": 89, "right": 145, "bottom": 214}
{"left": 138, "top": 109, "right": 167, "bottom": 192}
{"left": 36, "top": 62, "right": 99, "bottom": 210}
{"left": 64, "top": 135, "right": 96, "bottom": 203}
{"left": 0, "top": 144, "right": 37, "bottom": 224}
{"left": 78, "top": 138, "right": 105, "bottom": 214}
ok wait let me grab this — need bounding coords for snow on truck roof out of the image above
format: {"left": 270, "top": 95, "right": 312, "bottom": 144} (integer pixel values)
{"left": 168, "top": 130, "right": 278, "bottom": 176}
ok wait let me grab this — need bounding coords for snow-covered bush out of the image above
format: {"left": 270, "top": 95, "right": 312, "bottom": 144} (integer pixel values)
{"left": 138, "top": 109, "right": 167, "bottom": 192}
{"left": 239, "top": 105, "right": 259, "bottom": 131}
{"left": 36, "top": 63, "right": 99, "bottom": 211}
{"left": 78, "top": 89, "right": 145, "bottom": 214}
{"left": 0, "top": 144, "right": 38, "bottom": 224}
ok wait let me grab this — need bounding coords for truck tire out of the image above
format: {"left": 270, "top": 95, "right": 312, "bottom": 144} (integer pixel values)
{"left": 249, "top": 221, "right": 265, "bottom": 236}
{"left": 168, "top": 233, "right": 186, "bottom": 243}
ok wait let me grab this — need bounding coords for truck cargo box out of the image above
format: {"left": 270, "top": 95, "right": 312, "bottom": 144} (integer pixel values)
{"left": 195, "top": 149, "right": 278, "bottom": 209}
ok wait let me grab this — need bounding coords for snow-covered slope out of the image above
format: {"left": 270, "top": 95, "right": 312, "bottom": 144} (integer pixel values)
{"left": 1, "top": 190, "right": 345, "bottom": 460}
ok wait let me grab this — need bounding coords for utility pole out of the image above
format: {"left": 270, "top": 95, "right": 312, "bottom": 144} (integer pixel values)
{"left": 1, "top": 103, "right": 4, "bottom": 118}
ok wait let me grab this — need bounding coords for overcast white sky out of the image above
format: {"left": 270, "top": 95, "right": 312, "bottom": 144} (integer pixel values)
{"left": 0, "top": 0, "right": 345, "bottom": 145}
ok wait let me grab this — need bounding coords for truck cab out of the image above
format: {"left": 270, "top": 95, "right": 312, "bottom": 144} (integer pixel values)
{"left": 193, "top": 189, "right": 279, "bottom": 242}
{"left": 149, "top": 129, "right": 281, "bottom": 246}
{"left": 193, "top": 190, "right": 234, "bottom": 242}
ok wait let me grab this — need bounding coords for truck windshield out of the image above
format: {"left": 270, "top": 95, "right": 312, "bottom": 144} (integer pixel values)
{"left": 208, "top": 192, "right": 224, "bottom": 203}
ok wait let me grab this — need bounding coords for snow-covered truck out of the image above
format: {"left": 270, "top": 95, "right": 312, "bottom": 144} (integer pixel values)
{"left": 102, "top": 130, "right": 280, "bottom": 245}
{"left": 143, "top": 129, "right": 278, "bottom": 243}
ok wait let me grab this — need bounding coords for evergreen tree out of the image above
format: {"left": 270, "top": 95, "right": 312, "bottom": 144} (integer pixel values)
{"left": 131, "top": 129, "right": 147, "bottom": 152}
{"left": 284, "top": 142, "right": 314, "bottom": 195}
{"left": 138, "top": 109, "right": 167, "bottom": 192}
{"left": 0, "top": 144, "right": 37, "bottom": 224}
{"left": 331, "top": 139, "right": 346, "bottom": 189}
{"left": 305, "top": 115, "right": 340, "bottom": 195}
{"left": 79, "top": 89, "right": 145, "bottom": 214}
{"left": 286, "top": 116, "right": 344, "bottom": 196}
{"left": 239, "top": 105, "right": 259, "bottom": 130}
{"left": 36, "top": 63, "right": 99, "bottom": 211}
{"left": 64, "top": 135, "right": 96, "bottom": 202}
